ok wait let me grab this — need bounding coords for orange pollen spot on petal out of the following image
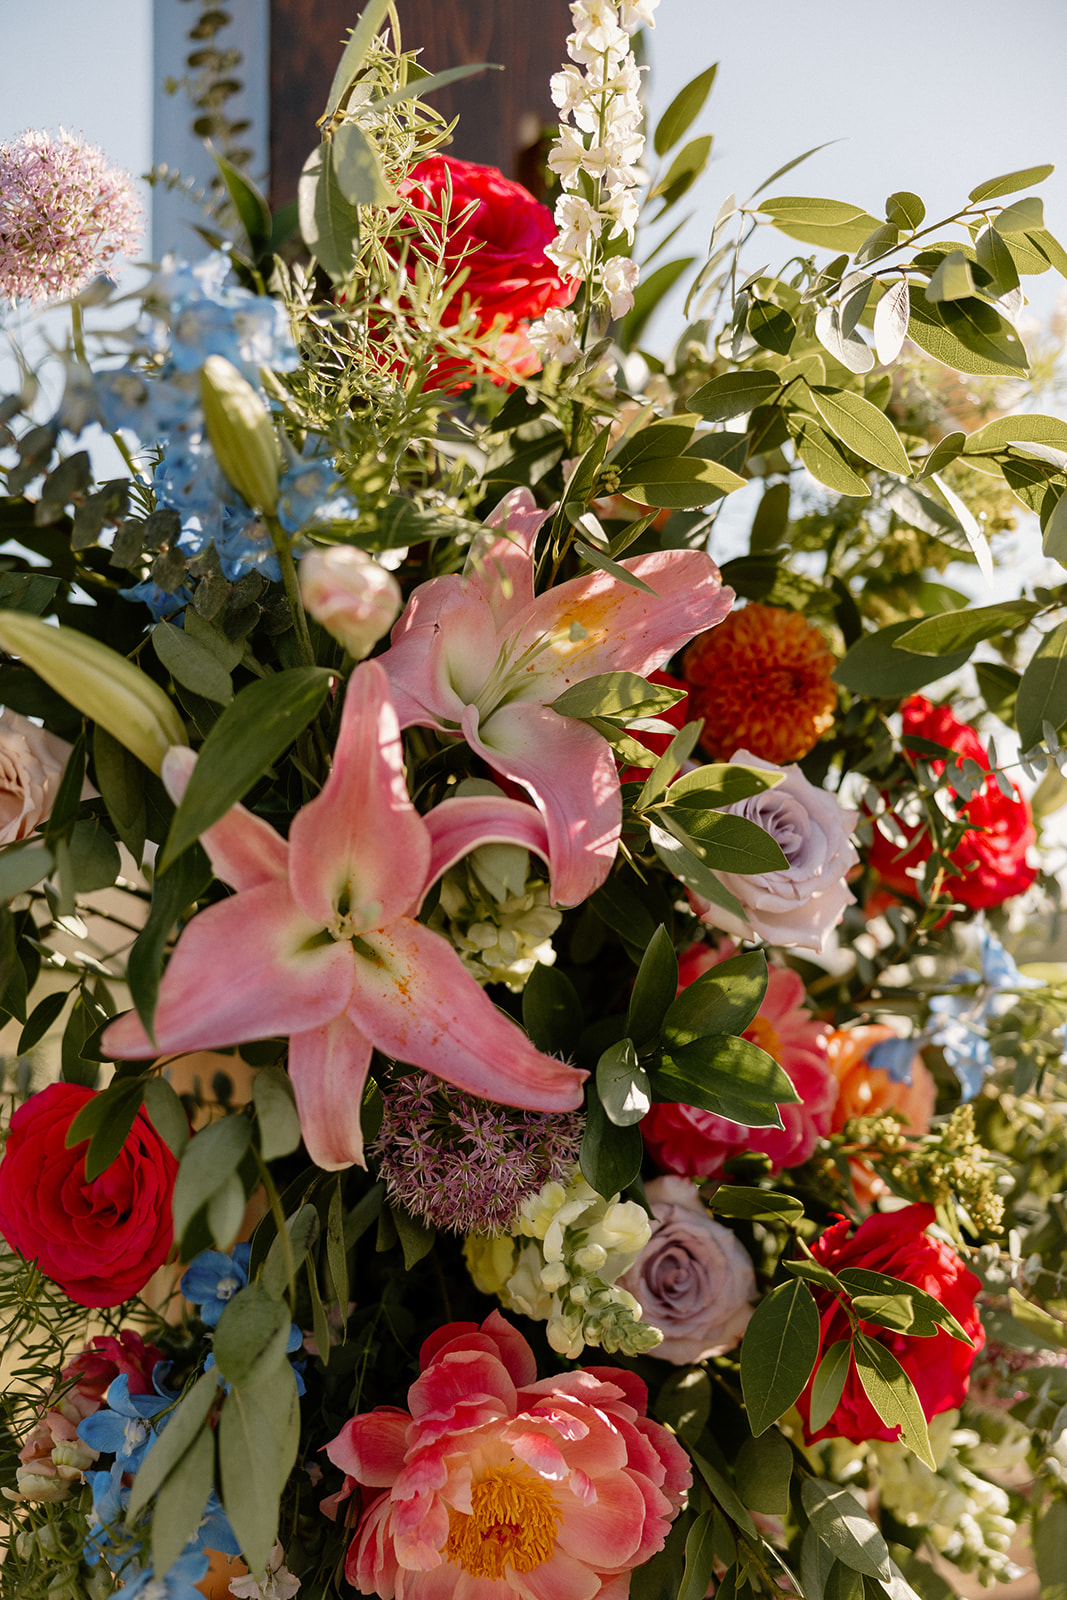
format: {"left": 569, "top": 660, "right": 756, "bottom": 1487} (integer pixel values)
{"left": 445, "top": 1466, "right": 561, "bottom": 1581}
{"left": 744, "top": 1013, "right": 782, "bottom": 1062}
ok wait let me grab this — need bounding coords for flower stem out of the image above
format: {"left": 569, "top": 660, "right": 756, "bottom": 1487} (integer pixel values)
{"left": 266, "top": 513, "right": 316, "bottom": 667}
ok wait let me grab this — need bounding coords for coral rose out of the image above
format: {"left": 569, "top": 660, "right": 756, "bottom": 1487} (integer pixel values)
{"left": 688, "top": 751, "right": 858, "bottom": 953}
{"left": 682, "top": 605, "right": 837, "bottom": 764}
{"left": 867, "top": 696, "right": 1036, "bottom": 912}
{"left": 796, "top": 1203, "right": 984, "bottom": 1445}
{"left": 0, "top": 1083, "right": 178, "bottom": 1307}
{"left": 325, "top": 1309, "right": 691, "bottom": 1600}
{"left": 642, "top": 943, "right": 837, "bottom": 1180}
{"left": 0, "top": 707, "right": 74, "bottom": 845}
{"left": 618, "top": 1176, "right": 757, "bottom": 1362}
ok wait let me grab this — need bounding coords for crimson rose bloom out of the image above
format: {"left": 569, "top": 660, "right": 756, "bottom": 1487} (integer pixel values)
{"left": 394, "top": 155, "right": 577, "bottom": 385}
{"left": 0, "top": 1082, "right": 178, "bottom": 1307}
{"left": 868, "top": 696, "right": 1036, "bottom": 912}
{"left": 797, "top": 1203, "right": 984, "bottom": 1445}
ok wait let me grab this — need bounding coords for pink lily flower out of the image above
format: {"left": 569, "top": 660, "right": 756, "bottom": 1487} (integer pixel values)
{"left": 102, "top": 662, "right": 585, "bottom": 1171}
{"left": 377, "top": 488, "right": 735, "bottom": 905}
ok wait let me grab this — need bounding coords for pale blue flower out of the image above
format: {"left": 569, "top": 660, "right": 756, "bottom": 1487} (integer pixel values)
{"left": 180, "top": 1243, "right": 251, "bottom": 1327}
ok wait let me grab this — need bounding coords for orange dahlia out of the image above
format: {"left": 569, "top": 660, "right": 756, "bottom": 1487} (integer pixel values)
{"left": 682, "top": 603, "right": 838, "bottom": 763}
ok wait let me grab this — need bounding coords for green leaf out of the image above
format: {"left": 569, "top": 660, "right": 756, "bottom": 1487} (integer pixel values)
{"left": 654, "top": 65, "right": 718, "bottom": 157}
{"left": 757, "top": 196, "right": 883, "bottom": 252}
{"left": 917, "top": 430, "right": 966, "bottom": 479}
{"left": 163, "top": 668, "right": 332, "bottom": 869}
{"left": 253, "top": 1066, "right": 302, "bottom": 1160}
{"left": 67, "top": 818, "right": 121, "bottom": 895}
{"left": 655, "top": 1368, "right": 711, "bottom": 1444}
{"left": 809, "top": 1339, "right": 852, "bottom": 1433}
{"left": 212, "top": 149, "right": 271, "bottom": 252}
{"left": 1017, "top": 619, "right": 1067, "bottom": 750}
{"left": 522, "top": 964, "right": 583, "bottom": 1056}
{"left": 657, "top": 805, "right": 789, "bottom": 875}
{"left": 735, "top": 1428, "right": 793, "bottom": 1515}
{"left": 969, "top": 163, "right": 1055, "bottom": 203}
{"left": 663, "top": 949, "right": 768, "bottom": 1046}
{"left": 687, "top": 1446, "right": 757, "bottom": 1538}
{"left": 324, "top": 0, "right": 392, "bottom": 116}
{"left": 1007, "top": 1287, "right": 1067, "bottom": 1351}
{"left": 649, "top": 821, "right": 748, "bottom": 922}
{"left": 142, "top": 1075, "right": 191, "bottom": 1158}
{"left": 128, "top": 1367, "right": 222, "bottom": 1518}
{"left": 825, "top": 1562, "right": 865, "bottom": 1600}
{"left": 808, "top": 389, "right": 911, "bottom": 476}
{"left": 18, "top": 989, "right": 68, "bottom": 1053}
{"left": 1033, "top": 1490, "right": 1067, "bottom": 1600}
{"left": 750, "top": 481, "right": 791, "bottom": 550}
{"left": 218, "top": 1362, "right": 299, "bottom": 1575}
{"left": 213, "top": 1284, "right": 292, "bottom": 1390}
{"left": 67, "top": 1077, "right": 146, "bottom": 1181}
{"left": 151, "top": 1427, "right": 214, "bottom": 1578}
{"left": 0, "top": 571, "right": 59, "bottom": 615}
{"left": 619, "top": 258, "right": 696, "bottom": 350}
{"left": 977, "top": 660, "right": 1021, "bottom": 723}
{"left": 552, "top": 672, "right": 684, "bottom": 722}
{"left": 655, "top": 1035, "right": 796, "bottom": 1127}
{"left": 371, "top": 62, "right": 501, "bottom": 113}
{"left": 573, "top": 539, "right": 656, "bottom": 595}
{"left": 801, "top": 1479, "right": 892, "bottom": 1579}
{"left": 853, "top": 1333, "right": 935, "bottom": 1466}
{"left": 850, "top": 1293, "right": 919, "bottom": 1334}
{"left": 596, "top": 1038, "right": 651, "bottom": 1126}
{"left": 886, "top": 191, "right": 926, "bottom": 229}
{"left": 994, "top": 195, "right": 1046, "bottom": 235}
{"left": 748, "top": 299, "right": 795, "bottom": 355}
{"left": 580, "top": 1087, "right": 643, "bottom": 1198}
{"left": 708, "top": 1185, "right": 804, "bottom": 1224}
{"left": 667, "top": 762, "right": 782, "bottom": 807}
{"left": 93, "top": 726, "right": 147, "bottom": 863}
{"left": 650, "top": 136, "right": 714, "bottom": 206}
{"left": 874, "top": 279, "right": 911, "bottom": 366}
{"left": 298, "top": 142, "right": 361, "bottom": 281}
{"left": 679, "top": 1512, "right": 718, "bottom": 1600}
{"left": 789, "top": 415, "right": 871, "bottom": 497}
{"left": 906, "top": 293, "right": 1028, "bottom": 378}
{"left": 1042, "top": 491, "right": 1067, "bottom": 566}
{"left": 325, "top": 1181, "right": 349, "bottom": 1310}
{"left": 262, "top": 1203, "right": 319, "bottom": 1302}
{"left": 0, "top": 841, "right": 54, "bottom": 900}
{"left": 689, "top": 370, "right": 781, "bottom": 423}
{"left": 638, "top": 721, "right": 705, "bottom": 808}
{"left": 1026, "top": 226, "right": 1067, "bottom": 279}
{"left": 741, "top": 1279, "right": 820, "bottom": 1434}
{"left": 172, "top": 1115, "right": 252, "bottom": 1244}
{"left": 391, "top": 1203, "right": 436, "bottom": 1269}
{"left": 331, "top": 121, "right": 393, "bottom": 206}
{"left": 616, "top": 455, "right": 746, "bottom": 510}
{"left": 611, "top": 417, "right": 697, "bottom": 472}
{"left": 924, "top": 250, "right": 976, "bottom": 303}
{"left": 813, "top": 306, "right": 875, "bottom": 376}
{"left": 833, "top": 619, "right": 972, "bottom": 698}
{"left": 964, "top": 411, "right": 1067, "bottom": 457}
{"left": 126, "top": 844, "right": 213, "bottom": 1040}
{"left": 625, "top": 924, "right": 678, "bottom": 1046}
{"left": 975, "top": 223, "right": 1021, "bottom": 294}
{"left": 894, "top": 600, "right": 1039, "bottom": 656}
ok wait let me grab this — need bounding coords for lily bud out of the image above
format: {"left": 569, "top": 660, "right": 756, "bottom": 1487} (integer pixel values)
{"left": 199, "top": 353, "right": 280, "bottom": 514}
{"left": 0, "top": 611, "right": 187, "bottom": 774}
{"left": 298, "top": 545, "right": 402, "bottom": 659}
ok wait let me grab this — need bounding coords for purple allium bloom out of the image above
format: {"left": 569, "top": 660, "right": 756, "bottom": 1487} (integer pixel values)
{"left": 0, "top": 129, "right": 142, "bottom": 304}
{"left": 372, "top": 1069, "right": 583, "bottom": 1235}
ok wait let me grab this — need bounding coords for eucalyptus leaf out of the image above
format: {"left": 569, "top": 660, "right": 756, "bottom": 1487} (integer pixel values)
{"left": 758, "top": 195, "right": 882, "bottom": 252}
{"left": 213, "top": 1284, "right": 292, "bottom": 1390}
{"left": 298, "top": 143, "right": 361, "bottom": 281}
{"left": 128, "top": 1367, "right": 221, "bottom": 1518}
{"left": 253, "top": 1066, "right": 302, "bottom": 1160}
{"left": 331, "top": 121, "right": 393, "bottom": 207}
{"left": 552, "top": 672, "right": 684, "bottom": 722}
{"left": 93, "top": 725, "right": 147, "bottom": 863}
{"left": 808, "top": 389, "right": 911, "bottom": 476}
{"left": 809, "top": 1339, "right": 852, "bottom": 1433}
{"left": 734, "top": 1427, "right": 793, "bottom": 1514}
{"left": 171, "top": 1114, "right": 252, "bottom": 1243}
{"left": 906, "top": 293, "right": 1028, "bottom": 378}
{"left": 654, "top": 65, "right": 718, "bottom": 157}
{"left": 708, "top": 1185, "right": 804, "bottom": 1223}
{"left": 894, "top": 600, "right": 1038, "bottom": 656}
{"left": 873, "top": 279, "right": 911, "bottom": 366}
{"left": 688, "top": 370, "right": 781, "bottom": 423}
{"left": 789, "top": 414, "right": 871, "bottom": 495}
{"left": 833, "top": 619, "right": 972, "bottom": 698}
{"left": 126, "top": 844, "right": 213, "bottom": 1040}
{"left": 679, "top": 1512, "right": 717, "bottom": 1600}
{"left": 813, "top": 306, "right": 876, "bottom": 377}
{"left": 219, "top": 1362, "right": 300, "bottom": 1574}
{"left": 1016, "top": 618, "right": 1067, "bottom": 750}
{"left": 969, "top": 164, "right": 1055, "bottom": 203}
{"left": 151, "top": 1427, "right": 214, "bottom": 1579}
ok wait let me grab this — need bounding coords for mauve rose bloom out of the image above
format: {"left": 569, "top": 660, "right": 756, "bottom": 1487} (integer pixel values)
{"left": 0, "top": 707, "right": 73, "bottom": 844}
{"left": 299, "top": 546, "right": 402, "bottom": 660}
{"left": 690, "top": 750, "right": 858, "bottom": 953}
{"left": 619, "top": 1177, "right": 756, "bottom": 1363}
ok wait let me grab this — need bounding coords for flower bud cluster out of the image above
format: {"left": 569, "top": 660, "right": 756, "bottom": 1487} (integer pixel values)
{"left": 529, "top": 0, "right": 656, "bottom": 362}
{"left": 428, "top": 839, "right": 562, "bottom": 992}
{"left": 465, "top": 1169, "right": 662, "bottom": 1358}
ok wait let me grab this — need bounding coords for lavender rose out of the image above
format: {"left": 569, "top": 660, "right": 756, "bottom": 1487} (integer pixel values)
{"left": 618, "top": 1176, "right": 756, "bottom": 1363}
{"left": 0, "top": 708, "right": 73, "bottom": 845}
{"left": 691, "top": 750, "right": 858, "bottom": 953}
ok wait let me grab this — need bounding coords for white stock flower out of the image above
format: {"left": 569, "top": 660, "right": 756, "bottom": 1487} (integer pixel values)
{"left": 528, "top": 307, "right": 581, "bottom": 364}
{"left": 600, "top": 255, "right": 640, "bottom": 318}
{"left": 620, "top": 0, "right": 658, "bottom": 30}
{"left": 600, "top": 186, "right": 640, "bottom": 242}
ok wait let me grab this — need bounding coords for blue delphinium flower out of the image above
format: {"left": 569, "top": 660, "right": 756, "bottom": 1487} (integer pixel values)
{"left": 181, "top": 1241, "right": 251, "bottom": 1327}
{"left": 276, "top": 455, "right": 359, "bottom": 535}
{"left": 118, "top": 580, "right": 192, "bottom": 621}
{"left": 120, "top": 1550, "right": 210, "bottom": 1600}
{"left": 863, "top": 1034, "right": 920, "bottom": 1085}
{"left": 77, "top": 1374, "right": 174, "bottom": 1474}
{"left": 83, "top": 1462, "right": 140, "bottom": 1574}
{"left": 925, "top": 925, "right": 1041, "bottom": 1101}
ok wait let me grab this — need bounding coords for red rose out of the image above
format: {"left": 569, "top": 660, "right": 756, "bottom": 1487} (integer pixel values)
{"left": 392, "top": 155, "right": 577, "bottom": 386}
{"left": 867, "top": 696, "right": 1036, "bottom": 912}
{"left": 796, "top": 1203, "right": 984, "bottom": 1445}
{"left": 0, "top": 1082, "right": 178, "bottom": 1308}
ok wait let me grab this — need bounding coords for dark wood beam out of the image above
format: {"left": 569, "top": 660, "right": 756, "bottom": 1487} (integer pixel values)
{"left": 269, "top": 0, "right": 572, "bottom": 209}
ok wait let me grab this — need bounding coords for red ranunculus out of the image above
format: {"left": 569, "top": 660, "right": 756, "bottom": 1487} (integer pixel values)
{"left": 392, "top": 155, "right": 577, "bottom": 387}
{"left": 796, "top": 1202, "right": 985, "bottom": 1445}
{"left": 867, "top": 696, "right": 1036, "bottom": 912}
{"left": 0, "top": 1082, "right": 178, "bottom": 1308}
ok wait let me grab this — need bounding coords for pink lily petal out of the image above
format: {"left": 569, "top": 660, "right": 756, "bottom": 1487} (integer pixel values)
{"left": 161, "top": 746, "right": 289, "bottom": 891}
{"left": 381, "top": 576, "right": 500, "bottom": 729}
{"left": 421, "top": 794, "right": 552, "bottom": 901}
{"left": 471, "top": 488, "right": 550, "bottom": 625}
{"left": 288, "top": 1011, "right": 374, "bottom": 1170}
{"left": 348, "top": 918, "right": 586, "bottom": 1111}
{"left": 463, "top": 701, "right": 620, "bottom": 907}
{"left": 102, "top": 882, "right": 355, "bottom": 1058}
{"left": 508, "top": 549, "right": 734, "bottom": 700}
{"left": 288, "top": 662, "right": 431, "bottom": 932}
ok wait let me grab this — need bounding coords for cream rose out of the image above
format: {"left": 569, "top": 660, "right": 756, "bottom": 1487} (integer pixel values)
{"left": 298, "top": 546, "right": 402, "bottom": 660}
{"left": 0, "top": 708, "right": 73, "bottom": 845}
{"left": 618, "top": 1176, "right": 757, "bottom": 1363}
{"left": 691, "top": 750, "right": 858, "bottom": 953}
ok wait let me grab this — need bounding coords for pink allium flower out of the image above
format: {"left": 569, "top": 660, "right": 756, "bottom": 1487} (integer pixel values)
{"left": 642, "top": 941, "right": 837, "bottom": 1180}
{"left": 0, "top": 128, "right": 142, "bottom": 304}
{"left": 325, "top": 1309, "right": 691, "bottom": 1600}
{"left": 372, "top": 1069, "right": 583, "bottom": 1234}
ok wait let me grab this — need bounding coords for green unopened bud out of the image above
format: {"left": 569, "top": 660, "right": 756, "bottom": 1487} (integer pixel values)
{"left": 0, "top": 611, "right": 187, "bottom": 774}
{"left": 200, "top": 353, "right": 280, "bottom": 514}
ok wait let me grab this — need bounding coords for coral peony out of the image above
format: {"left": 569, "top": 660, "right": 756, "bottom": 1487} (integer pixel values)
{"left": 682, "top": 605, "right": 838, "bottom": 764}
{"left": 0, "top": 1083, "right": 177, "bottom": 1307}
{"left": 867, "top": 696, "right": 1036, "bottom": 912}
{"left": 0, "top": 129, "right": 142, "bottom": 304}
{"left": 325, "top": 1309, "right": 690, "bottom": 1599}
{"left": 796, "top": 1203, "right": 984, "bottom": 1445}
{"left": 642, "top": 943, "right": 837, "bottom": 1180}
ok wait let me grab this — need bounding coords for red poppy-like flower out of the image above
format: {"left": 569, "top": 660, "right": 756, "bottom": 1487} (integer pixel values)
{"left": 867, "top": 696, "right": 1036, "bottom": 912}
{"left": 392, "top": 155, "right": 577, "bottom": 388}
{"left": 796, "top": 1202, "right": 984, "bottom": 1445}
{"left": 0, "top": 1082, "right": 178, "bottom": 1308}
{"left": 641, "top": 942, "right": 837, "bottom": 1180}
{"left": 325, "top": 1309, "right": 691, "bottom": 1600}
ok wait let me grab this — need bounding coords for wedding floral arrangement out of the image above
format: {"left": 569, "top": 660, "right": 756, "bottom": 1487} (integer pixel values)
{"left": 5, "top": 3, "right": 1067, "bottom": 1599}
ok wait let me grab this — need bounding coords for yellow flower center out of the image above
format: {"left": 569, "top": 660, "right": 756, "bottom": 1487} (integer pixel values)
{"left": 445, "top": 1466, "right": 561, "bottom": 1581}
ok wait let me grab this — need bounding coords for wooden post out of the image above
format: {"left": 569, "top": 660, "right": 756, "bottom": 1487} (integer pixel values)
{"left": 268, "top": 0, "right": 572, "bottom": 209}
